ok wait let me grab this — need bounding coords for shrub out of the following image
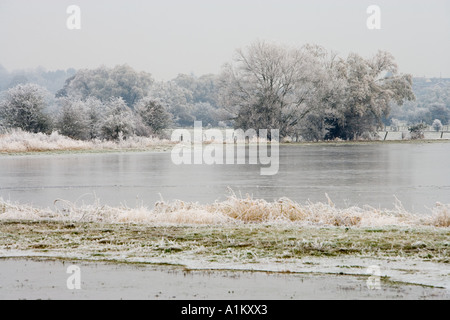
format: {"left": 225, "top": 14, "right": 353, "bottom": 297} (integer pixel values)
{"left": 134, "top": 97, "right": 172, "bottom": 135}
{"left": 0, "top": 83, "right": 52, "bottom": 133}
{"left": 408, "top": 123, "right": 427, "bottom": 139}
{"left": 55, "top": 97, "right": 89, "bottom": 140}
{"left": 432, "top": 119, "right": 443, "bottom": 132}
{"left": 100, "top": 97, "right": 136, "bottom": 140}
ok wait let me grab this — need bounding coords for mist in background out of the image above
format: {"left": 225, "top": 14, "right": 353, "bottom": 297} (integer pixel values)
{"left": 0, "top": 0, "right": 449, "bottom": 80}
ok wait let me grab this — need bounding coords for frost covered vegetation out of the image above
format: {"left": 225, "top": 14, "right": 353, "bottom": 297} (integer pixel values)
{"left": 1, "top": 43, "right": 449, "bottom": 144}
{"left": 0, "top": 129, "right": 172, "bottom": 153}
{"left": 0, "top": 194, "right": 449, "bottom": 264}
{"left": 0, "top": 82, "right": 172, "bottom": 141}
{"left": 0, "top": 65, "right": 222, "bottom": 142}
{"left": 390, "top": 78, "right": 450, "bottom": 126}
{"left": 4, "top": 41, "right": 446, "bottom": 144}
{"left": 1, "top": 192, "right": 448, "bottom": 228}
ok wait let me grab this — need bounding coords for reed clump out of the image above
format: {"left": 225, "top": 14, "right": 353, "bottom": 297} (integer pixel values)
{"left": 0, "top": 129, "right": 172, "bottom": 153}
{"left": 0, "top": 192, "right": 448, "bottom": 228}
{"left": 429, "top": 203, "right": 450, "bottom": 227}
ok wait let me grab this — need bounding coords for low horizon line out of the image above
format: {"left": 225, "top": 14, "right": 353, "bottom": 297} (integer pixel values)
{"left": 1, "top": 64, "right": 450, "bottom": 82}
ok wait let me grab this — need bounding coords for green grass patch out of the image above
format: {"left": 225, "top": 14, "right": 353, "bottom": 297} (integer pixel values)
{"left": 1, "top": 220, "right": 449, "bottom": 264}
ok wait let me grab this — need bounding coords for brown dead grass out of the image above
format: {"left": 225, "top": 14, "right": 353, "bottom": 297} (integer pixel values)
{"left": 0, "top": 129, "right": 172, "bottom": 153}
{"left": 0, "top": 191, "right": 448, "bottom": 228}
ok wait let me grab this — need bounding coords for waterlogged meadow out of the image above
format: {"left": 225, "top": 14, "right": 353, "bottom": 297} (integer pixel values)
{"left": 1, "top": 3, "right": 450, "bottom": 299}
{"left": 1, "top": 191, "right": 449, "bottom": 227}
{"left": 0, "top": 192, "right": 449, "bottom": 265}
{"left": 1, "top": 133, "right": 449, "bottom": 290}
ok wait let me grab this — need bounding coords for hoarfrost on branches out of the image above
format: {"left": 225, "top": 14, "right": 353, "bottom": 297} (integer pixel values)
{"left": 0, "top": 83, "right": 52, "bottom": 133}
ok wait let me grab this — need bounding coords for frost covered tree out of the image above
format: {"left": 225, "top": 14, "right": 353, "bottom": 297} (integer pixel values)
{"left": 150, "top": 74, "right": 225, "bottom": 127}
{"left": 55, "top": 97, "right": 89, "bottom": 140}
{"left": 294, "top": 45, "right": 347, "bottom": 140}
{"left": 101, "top": 97, "right": 136, "bottom": 140}
{"left": 429, "top": 104, "right": 449, "bottom": 125}
{"left": 134, "top": 97, "right": 172, "bottom": 135}
{"left": 173, "top": 73, "right": 220, "bottom": 106}
{"left": 192, "top": 102, "right": 222, "bottom": 127}
{"left": 409, "top": 123, "right": 427, "bottom": 139}
{"left": 0, "top": 83, "right": 52, "bottom": 133}
{"left": 219, "top": 42, "right": 415, "bottom": 141}
{"left": 56, "top": 65, "right": 153, "bottom": 108}
{"left": 149, "top": 81, "right": 195, "bottom": 127}
{"left": 389, "top": 79, "right": 450, "bottom": 126}
{"left": 84, "top": 97, "right": 106, "bottom": 140}
{"left": 219, "top": 41, "right": 333, "bottom": 138}
{"left": 432, "top": 119, "right": 443, "bottom": 132}
{"left": 324, "top": 51, "right": 415, "bottom": 140}
{"left": 390, "top": 118, "right": 402, "bottom": 131}
{"left": 0, "top": 64, "right": 8, "bottom": 91}
{"left": 54, "top": 97, "right": 106, "bottom": 140}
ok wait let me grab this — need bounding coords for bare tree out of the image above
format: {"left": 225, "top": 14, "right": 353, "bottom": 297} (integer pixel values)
{"left": 219, "top": 42, "right": 415, "bottom": 141}
{"left": 219, "top": 41, "right": 332, "bottom": 138}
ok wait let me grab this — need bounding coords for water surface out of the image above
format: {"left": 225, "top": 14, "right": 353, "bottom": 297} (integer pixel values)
{"left": 0, "top": 143, "right": 449, "bottom": 213}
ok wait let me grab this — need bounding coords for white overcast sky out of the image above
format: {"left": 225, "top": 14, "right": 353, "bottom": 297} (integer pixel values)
{"left": 0, "top": 0, "right": 449, "bottom": 80}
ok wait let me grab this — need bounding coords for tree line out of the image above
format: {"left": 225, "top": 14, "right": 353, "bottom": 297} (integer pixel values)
{"left": 390, "top": 78, "right": 450, "bottom": 127}
{"left": 0, "top": 83, "right": 172, "bottom": 140}
{"left": 2, "top": 41, "right": 446, "bottom": 142}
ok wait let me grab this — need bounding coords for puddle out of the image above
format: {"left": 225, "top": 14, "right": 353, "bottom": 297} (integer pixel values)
{"left": 0, "top": 258, "right": 448, "bottom": 300}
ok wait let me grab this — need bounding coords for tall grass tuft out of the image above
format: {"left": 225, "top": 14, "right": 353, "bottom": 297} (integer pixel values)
{"left": 429, "top": 203, "right": 450, "bottom": 227}
{"left": 0, "top": 129, "right": 172, "bottom": 153}
{"left": 0, "top": 192, "right": 448, "bottom": 228}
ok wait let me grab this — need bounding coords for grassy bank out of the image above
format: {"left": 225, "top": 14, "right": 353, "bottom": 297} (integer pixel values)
{"left": 0, "top": 194, "right": 449, "bottom": 265}
{"left": 0, "top": 220, "right": 449, "bottom": 264}
{"left": 0, "top": 130, "right": 175, "bottom": 154}
{"left": 1, "top": 129, "right": 449, "bottom": 155}
{"left": 1, "top": 193, "right": 449, "bottom": 227}
{"left": 1, "top": 195, "right": 449, "bottom": 292}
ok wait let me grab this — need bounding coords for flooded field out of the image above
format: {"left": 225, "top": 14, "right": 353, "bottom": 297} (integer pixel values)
{"left": 1, "top": 258, "right": 448, "bottom": 300}
{"left": 0, "top": 142, "right": 449, "bottom": 214}
{"left": 1, "top": 142, "right": 449, "bottom": 300}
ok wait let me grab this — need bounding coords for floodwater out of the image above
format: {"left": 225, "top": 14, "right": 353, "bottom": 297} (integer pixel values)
{"left": 0, "top": 258, "right": 448, "bottom": 300}
{"left": 0, "top": 143, "right": 449, "bottom": 213}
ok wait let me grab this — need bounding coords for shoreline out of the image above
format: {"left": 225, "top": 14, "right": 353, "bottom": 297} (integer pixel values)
{"left": 1, "top": 136, "right": 450, "bottom": 157}
{"left": 1, "top": 220, "right": 449, "bottom": 294}
{"left": 1, "top": 137, "right": 449, "bottom": 299}
{"left": 0, "top": 255, "right": 448, "bottom": 300}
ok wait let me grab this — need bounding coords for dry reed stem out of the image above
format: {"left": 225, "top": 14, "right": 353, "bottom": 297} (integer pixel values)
{"left": 0, "top": 129, "right": 172, "bottom": 153}
{"left": 0, "top": 193, "right": 448, "bottom": 228}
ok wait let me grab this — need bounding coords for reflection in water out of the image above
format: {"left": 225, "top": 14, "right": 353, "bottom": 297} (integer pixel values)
{"left": 0, "top": 143, "right": 449, "bottom": 214}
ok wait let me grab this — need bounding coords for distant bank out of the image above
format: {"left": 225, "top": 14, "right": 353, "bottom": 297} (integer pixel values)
{"left": 378, "top": 130, "right": 450, "bottom": 141}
